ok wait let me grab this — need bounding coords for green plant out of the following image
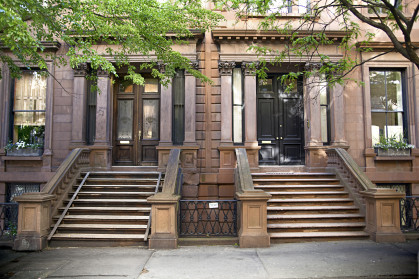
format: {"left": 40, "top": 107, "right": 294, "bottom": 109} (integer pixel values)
{"left": 4, "top": 140, "right": 43, "bottom": 151}
{"left": 373, "top": 135, "right": 415, "bottom": 150}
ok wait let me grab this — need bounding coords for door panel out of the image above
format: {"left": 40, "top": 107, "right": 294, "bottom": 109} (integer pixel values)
{"left": 113, "top": 79, "right": 160, "bottom": 166}
{"left": 257, "top": 75, "right": 304, "bottom": 165}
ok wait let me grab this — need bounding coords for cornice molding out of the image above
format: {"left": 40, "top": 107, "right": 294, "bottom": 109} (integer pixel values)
{"left": 0, "top": 41, "right": 61, "bottom": 52}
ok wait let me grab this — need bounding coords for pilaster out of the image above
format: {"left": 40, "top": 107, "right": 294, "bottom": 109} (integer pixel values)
{"left": 242, "top": 62, "right": 258, "bottom": 147}
{"left": 158, "top": 63, "right": 173, "bottom": 146}
{"left": 330, "top": 82, "right": 348, "bottom": 146}
{"left": 71, "top": 63, "right": 88, "bottom": 147}
{"left": 184, "top": 61, "right": 198, "bottom": 145}
{"left": 219, "top": 61, "right": 235, "bottom": 146}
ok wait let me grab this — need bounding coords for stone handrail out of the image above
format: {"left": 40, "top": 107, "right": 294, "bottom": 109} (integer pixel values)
{"left": 161, "top": 149, "right": 182, "bottom": 195}
{"left": 326, "top": 148, "right": 375, "bottom": 214}
{"left": 235, "top": 148, "right": 255, "bottom": 193}
{"left": 43, "top": 148, "right": 90, "bottom": 216}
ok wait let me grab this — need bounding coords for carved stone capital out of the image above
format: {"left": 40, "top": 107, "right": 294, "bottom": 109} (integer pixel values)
{"left": 304, "top": 62, "right": 322, "bottom": 72}
{"left": 218, "top": 61, "right": 236, "bottom": 75}
{"left": 186, "top": 61, "right": 199, "bottom": 76}
{"left": 241, "top": 62, "right": 259, "bottom": 76}
{"left": 158, "top": 62, "right": 168, "bottom": 74}
{"left": 73, "top": 63, "right": 88, "bottom": 77}
{"left": 97, "top": 67, "right": 110, "bottom": 78}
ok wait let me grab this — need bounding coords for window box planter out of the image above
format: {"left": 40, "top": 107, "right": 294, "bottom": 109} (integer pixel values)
{"left": 375, "top": 147, "right": 411, "bottom": 157}
{"left": 6, "top": 148, "right": 43, "bottom": 157}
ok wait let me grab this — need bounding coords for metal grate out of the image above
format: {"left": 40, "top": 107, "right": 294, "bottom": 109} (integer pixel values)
{"left": 0, "top": 203, "right": 18, "bottom": 241}
{"left": 6, "top": 183, "right": 40, "bottom": 202}
{"left": 179, "top": 200, "right": 237, "bottom": 237}
{"left": 400, "top": 196, "right": 419, "bottom": 232}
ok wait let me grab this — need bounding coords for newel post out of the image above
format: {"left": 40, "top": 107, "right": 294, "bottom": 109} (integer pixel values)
{"left": 236, "top": 190, "right": 271, "bottom": 248}
{"left": 13, "top": 193, "right": 55, "bottom": 251}
{"left": 361, "top": 188, "right": 405, "bottom": 242}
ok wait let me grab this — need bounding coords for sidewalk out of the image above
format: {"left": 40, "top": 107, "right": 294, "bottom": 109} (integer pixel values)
{"left": 0, "top": 240, "right": 418, "bottom": 279}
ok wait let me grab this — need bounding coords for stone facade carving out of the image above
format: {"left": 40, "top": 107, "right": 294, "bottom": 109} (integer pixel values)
{"left": 73, "top": 63, "right": 89, "bottom": 77}
{"left": 241, "top": 62, "right": 259, "bottom": 76}
{"left": 97, "top": 67, "right": 109, "bottom": 77}
{"left": 218, "top": 61, "right": 236, "bottom": 75}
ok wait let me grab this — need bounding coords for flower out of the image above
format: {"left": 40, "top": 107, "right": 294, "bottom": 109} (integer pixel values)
{"left": 5, "top": 140, "right": 43, "bottom": 151}
{"left": 373, "top": 134, "right": 415, "bottom": 150}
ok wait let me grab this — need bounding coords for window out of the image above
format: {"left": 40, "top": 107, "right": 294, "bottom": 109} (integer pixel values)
{"left": 368, "top": 0, "right": 398, "bottom": 14}
{"left": 233, "top": 68, "right": 244, "bottom": 144}
{"left": 320, "top": 79, "right": 330, "bottom": 144}
{"left": 172, "top": 70, "right": 185, "bottom": 145}
{"left": 86, "top": 79, "right": 97, "bottom": 145}
{"left": 370, "top": 69, "right": 407, "bottom": 145}
{"left": 9, "top": 72, "right": 46, "bottom": 149}
{"left": 249, "top": 0, "right": 309, "bottom": 15}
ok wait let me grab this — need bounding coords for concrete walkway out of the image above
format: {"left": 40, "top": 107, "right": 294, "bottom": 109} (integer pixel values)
{"left": 0, "top": 240, "right": 418, "bottom": 279}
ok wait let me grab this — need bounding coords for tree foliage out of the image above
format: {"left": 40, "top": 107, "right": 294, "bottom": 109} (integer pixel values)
{"left": 0, "top": 0, "right": 222, "bottom": 84}
{"left": 219, "top": 0, "right": 419, "bottom": 87}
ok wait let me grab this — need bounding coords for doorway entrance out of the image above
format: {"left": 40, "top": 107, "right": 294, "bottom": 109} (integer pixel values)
{"left": 257, "top": 74, "right": 304, "bottom": 165}
{"left": 112, "top": 78, "right": 160, "bottom": 166}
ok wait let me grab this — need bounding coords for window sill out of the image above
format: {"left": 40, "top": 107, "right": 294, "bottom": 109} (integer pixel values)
{"left": 374, "top": 156, "right": 414, "bottom": 161}
{"left": 2, "top": 155, "right": 43, "bottom": 161}
{"left": 244, "top": 14, "right": 316, "bottom": 19}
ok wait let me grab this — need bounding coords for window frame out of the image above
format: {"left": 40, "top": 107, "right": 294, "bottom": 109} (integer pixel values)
{"left": 320, "top": 78, "right": 331, "bottom": 145}
{"left": 172, "top": 69, "right": 185, "bottom": 145}
{"left": 369, "top": 68, "right": 408, "bottom": 144}
{"left": 86, "top": 77, "right": 97, "bottom": 145}
{"left": 232, "top": 67, "right": 245, "bottom": 145}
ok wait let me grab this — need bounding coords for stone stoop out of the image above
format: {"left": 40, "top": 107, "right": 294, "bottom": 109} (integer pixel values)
{"left": 252, "top": 172, "right": 369, "bottom": 243}
{"left": 49, "top": 171, "right": 162, "bottom": 247}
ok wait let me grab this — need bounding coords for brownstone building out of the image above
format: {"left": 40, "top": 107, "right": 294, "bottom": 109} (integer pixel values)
{"left": 1, "top": 3, "right": 418, "bottom": 249}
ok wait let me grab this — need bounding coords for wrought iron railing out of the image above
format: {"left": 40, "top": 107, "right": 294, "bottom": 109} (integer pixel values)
{"left": 400, "top": 196, "right": 419, "bottom": 232}
{"left": 0, "top": 203, "right": 18, "bottom": 241}
{"left": 179, "top": 200, "right": 237, "bottom": 237}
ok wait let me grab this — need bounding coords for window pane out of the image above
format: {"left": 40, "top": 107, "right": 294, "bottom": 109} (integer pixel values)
{"left": 258, "top": 79, "right": 273, "bottom": 93}
{"left": 321, "top": 106, "right": 328, "bottom": 143}
{"left": 371, "top": 112, "right": 386, "bottom": 143}
{"left": 280, "top": 78, "right": 297, "bottom": 94}
{"left": 143, "top": 99, "right": 159, "bottom": 140}
{"left": 117, "top": 100, "right": 133, "bottom": 140}
{"left": 298, "top": 0, "right": 309, "bottom": 13}
{"left": 319, "top": 83, "right": 328, "bottom": 105}
{"left": 386, "top": 71, "right": 403, "bottom": 111}
{"left": 14, "top": 72, "right": 46, "bottom": 112}
{"left": 232, "top": 68, "right": 243, "bottom": 105}
{"left": 370, "top": 71, "right": 386, "bottom": 110}
{"left": 233, "top": 106, "right": 243, "bottom": 143}
{"left": 386, "top": 112, "right": 404, "bottom": 138}
{"left": 14, "top": 112, "right": 45, "bottom": 126}
{"left": 144, "top": 78, "right": 159, "bottom": 93}
{"left": 119, "top": 83, "right": 133, "bottom": 93}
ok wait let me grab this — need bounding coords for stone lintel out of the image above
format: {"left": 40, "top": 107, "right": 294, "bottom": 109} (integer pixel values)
{"left": 236, "top": 190, "right": 271, "bottom": 201}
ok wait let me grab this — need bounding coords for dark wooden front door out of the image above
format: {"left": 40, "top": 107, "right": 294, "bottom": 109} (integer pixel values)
{"left": 257, "top": 75, "right": 304, "bottom": 165}
{"left": 113, "top": 79, "right": 160, "bottom": 166}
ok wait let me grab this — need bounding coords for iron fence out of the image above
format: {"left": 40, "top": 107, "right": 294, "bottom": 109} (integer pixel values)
{"left": 179, "top": 200, "right": 237, "bottom": 237}
{"left": 400, "top": 196, "right": 419, "bottom": 232}
{"left": 0, "top": 203, "right": 18, "bottom": 241}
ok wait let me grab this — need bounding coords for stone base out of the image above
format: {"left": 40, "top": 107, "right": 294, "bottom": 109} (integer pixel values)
{"left": 13, "top": 235, "right": 47, "bottom": 251}
{"left": 149, "top": 236, "right": 178, "bottom": 249}
{"left": 239, "top": 234, "right": 270, "bottom": 248}
{"left": 371, "top": 232, "right": 406, "bottom": 243}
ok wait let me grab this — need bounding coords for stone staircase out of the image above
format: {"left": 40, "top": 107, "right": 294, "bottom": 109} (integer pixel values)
{"left": 49, "top": 171, "right": 162, "bottom": 247}
{"left": 252, "top": 172, "right": 369, "bottom": 242}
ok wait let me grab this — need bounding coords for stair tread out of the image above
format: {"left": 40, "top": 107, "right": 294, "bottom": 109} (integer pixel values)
{"left": 86, "top": 171, "right": 161, "bottom": 175}
{"left": 268, "top": 213, "right": 364, "bottom": 219}
{"left": 252, "top": 172, "right": 335, "bottom": 176}
{"left": 55, "top": 215, "right": 149, "bottom": 220}
{"left": 79, "top": 185, "right": 157, "bottom": 187}
{"left": 58, "top": 224, "right": 147, "bottom": 229}
{"left": 267, "top": 205, "right": 359, "bottom": 211}
{"left": 255, "top": 185, "right": 343, "bottom": 188}
{"left": 268, "top": 222, "right": 366, "bottom": 228}
{"left": 270, "top": 231, "right": 369, "bottom": 238}
{"left": 269, "top": 198, "right": 353, "bottom": 202}
{"left": 61, "top": 206, "right": 151, "bottom": 211}
{"left": 253, "top": 178, "right": 339, "bottom": 181}
{"left": 268, "top": 191, "right": 348, "bottom": 195}
{"left": 77, "top": 191, "right": 155, "bottom": 195}
{"left": 52, "top": 233, "right": 145, "bottom": 239}
{"left": 69, "top": 199, "right": 148, "bottom": 202}
{"left": 83, "top": 178, "right": 158, "bottom": 181}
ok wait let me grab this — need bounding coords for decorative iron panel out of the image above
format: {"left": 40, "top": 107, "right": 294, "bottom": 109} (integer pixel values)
{"left": 0, "top": 203, "right": 18, "bottom": 241}
{"left": 400, "top": 196, "right": 419, "bottom": 232}
{"left": 179, "top": 200, "right": 237, "bottom": 237}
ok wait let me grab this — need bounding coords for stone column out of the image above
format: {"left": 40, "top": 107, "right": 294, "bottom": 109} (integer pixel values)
{"left": 92, "top": 68, "right": 112, "bottom": 168}
{"left": 330, "top": 82, "right": 348, "bottom": 146}
{"left": 13, "top": 192, "right": 55, "bottom": 251}
{"left": 361, "top": 188, "right": 405, "bottom": 242}
{"left": 158, "top": 63, "right": 172, "bottom": 146}
{"left": 71, "top": 63, "right": 88, "bottom": 147}
{"left": 305, "top": 64, "right": 322, "bottom": 147}
{"left": 236, "top": 190, "right": 271, "bottom": 248}
{"left": 219, "top": 61, "right": 235, "bottom": 146}
{"left": 184, "top": 62, "right": 198, "bottom": 145}
{"left": 242, "top": 62, "right": 258, "bottom": 147}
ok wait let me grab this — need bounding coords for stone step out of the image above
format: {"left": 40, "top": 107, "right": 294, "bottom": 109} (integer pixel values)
{"left": 76, "top": 191, "right": 155, "bottom": 196}
{"left": 268, "top": 213, "right": 364, "bottom": 220}
{"left": 60, "top": 206, "right": 151, "bottom": 212}
{"left": 267, "top": 205, "right": 359, "bottom": 215}
{"left": 54, "top": 215, "right": 149, "bottom": 221}
{"left": 67, "top": 198, "right": 148, "bottom": 204}
{"left": 268, "top": 222, "right": 366, "bottom": 229}
{"left": 51, "top": 233, "right": 146, "bottom": 240}
{"left": 270, "top": 231, "right": 369, "bottom": 239}
{"left": 57, "top": 224, "right": 147, "bottom": 230}
{"left": 255, "top": 184, "right": 344, "bottom": 190}
{"left": 269, "top": 198, "right": 353, "bottom": 204}
{"left": 253, "top": 178, "right": 340, "bottom": 183}
{"left": 76, "top": 184, "right": 158, "bottom": 189}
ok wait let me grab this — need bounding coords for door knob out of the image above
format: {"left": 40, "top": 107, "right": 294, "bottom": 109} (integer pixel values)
{"left": 276, "top": 137, "right": 279, "bottom": 140}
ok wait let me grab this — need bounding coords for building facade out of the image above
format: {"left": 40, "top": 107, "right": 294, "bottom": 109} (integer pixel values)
{"left": 1, "top": 2, "right": 418, "bottom": 245}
